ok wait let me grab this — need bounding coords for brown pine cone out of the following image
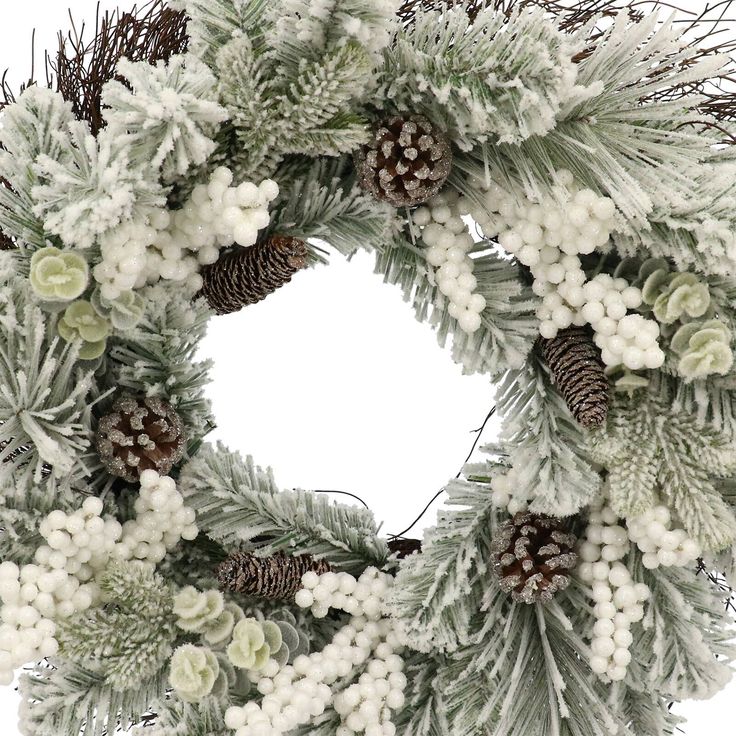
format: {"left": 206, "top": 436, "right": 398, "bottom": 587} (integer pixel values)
{"left": 198, "top": 235, "right": 309, "bottom": 315}
{"left": 216, "top": 551, "right": 331, "bottom": 601}
{"left": 95, "top": 395, "right": 186, "bottom": 482}
{"left": 491, "top": 513, "right": 578, "bottom": 604}
{"left": 541, "top": 326, "right": 610, "bottom": 429}
{"left": 356, "top": 114, "right": 452, "bottom": 208}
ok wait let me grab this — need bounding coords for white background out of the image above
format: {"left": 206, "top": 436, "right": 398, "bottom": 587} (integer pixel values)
{"left": 0, "top": 0, "right": 732, "bottom": 733}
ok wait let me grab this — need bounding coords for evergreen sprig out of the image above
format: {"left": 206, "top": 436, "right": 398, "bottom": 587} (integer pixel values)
{"left": 57, "top": 561, "right": 178, "bottom": 691}
{"left": 179, "top": 442, "right": 389, "bottom": 573}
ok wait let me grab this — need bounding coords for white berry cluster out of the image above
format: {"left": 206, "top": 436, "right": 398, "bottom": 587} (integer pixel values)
{"left": 295, "top": 568, "right": 391, "bottom": 621}
{"left": 489, "top": 466, "right": 528, "bottom": 515}
{"left": 466, "top": 172, "right": 665, "bottom": 370}
{"left": 626, "top": 506, "right": 702, "bottom": 569}
{"left": 36, "top": 497, "right": 122, "bottom": 581}
{"left": 0, "top": 496, "right": 111, "bottom": 686}
{"left": 412, "top": 190, "right": 487, "bottom": 335}
{"left": 94, "top": 167, "right": 279, "bottom": 299}
{"left": 117, "top": 470, "right": 199, "bottom": 565}
{"left": 581, "top": 277, "right": 665, "bottom": 370}
{"left": 577, "top": 500, "right": 651, "bottom": 682}
{"left": 225, "top": 568, "right": 405, "bottom": 736}
{"left": 0, "top": 561, "right": 63, "bottom": 686}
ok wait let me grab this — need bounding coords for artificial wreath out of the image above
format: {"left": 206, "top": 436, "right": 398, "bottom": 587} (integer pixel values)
{"left": 1, "top": 1, "right": 736, "bottom": 735}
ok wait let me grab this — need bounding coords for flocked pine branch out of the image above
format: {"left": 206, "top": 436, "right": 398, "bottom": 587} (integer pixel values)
{"left": 375, "top": 236, "right": 539, "bottom": 375}
{"left": 169, "top": 0, "right": 271, "bottom": 70}
{"left": 266, "top": 0, "right": 400, "bottom": 71}
{"left": 0, "top": 87, "right": 77, "bottom": 249}
{"left": 57, "top": 561, "right": 177, "bottom": 692}
{"left": 588, "top": 394, "right": 736, "bottom": 551}
{"left": 216, "top": 36, "right": 372, "bottom": 180}
{"left": 0, "top": 272, "right": 96, "bottom": 486}
{"left": 495, "top": 353, "right": 602, "bottom": 516}
{"left": 458, "top": 11, "right": 734, "bottom": 271}
{"left": 178, "top": 442, "right": 389, "bottom": 573}
{"left": 102, "top": 54, "right": 228, "bottom": 181}
{"left": 380, "top": 5, "right": 597, "bottom": 151}
{"left": 386, "top": 466, "right": 502, "bottom": 653}
{"left": 268, "top": 157, "right": 396, "bottom": 257}
{"left": 32, "top": 123, "right": 164, "bottom": 250}
{"left": 19, "top": 660, "right": 165, "bottom": 736}
{"left": 627, "top": 559, "right": 735, "bottom": 701}
{"left": 441, "top": 592, "right": 635, "bottom": 736}
{"left": 105, "top": 283, "right": 215, "bottom": 446}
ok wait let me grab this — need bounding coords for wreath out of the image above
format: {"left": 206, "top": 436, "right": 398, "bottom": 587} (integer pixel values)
{"left": 0, "top": 1, "right": 735, "bottom": 735}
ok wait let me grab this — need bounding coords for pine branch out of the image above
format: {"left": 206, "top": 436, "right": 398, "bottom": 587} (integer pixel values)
{"left": 386, "top": 468, "right": 502, "bottom": 653}
{"left": 458, "top": 11, "right": 733, "bottom": 269}
{"left": 19, "top": 660, "right": 166, "bottom": 736}
{"left": 0, "top": 87, "right": 76, "bottom": 249}
{"left": 628, "top": 560, "right": 735, "bottom": 700}
{"left": 589, "top": 394, "right": 736, "bottom": 551}
{"left": 57, "top": 561, "right": 177, "bottom": 691}
{"left": 268, "top": 157, "right": 396, "bottom": 257}
{"left": 375, "top": 234, "right": 538, "bottom": 375}
{"left": 442, "top": 590, "right": 635, "bottom": 736}
{"left": 496, "top": 354, "right": 602, "bottom": 516}
{"left": 0, "top": 275, "right": 96, "bottom": 485}
{"left": 178, "top": 442, "right": 389, "bottom": 573}
{"left": 217, "top": 36, "right": 372, "bottom": 180}
{"left": 171, "top": 0, "right": 271, "bottom": 69}
{"left": 106, "top": 283, "right": 215, "bottom": 447}
{"left": 381, "top": 6, "right": 594, "bottom": 151}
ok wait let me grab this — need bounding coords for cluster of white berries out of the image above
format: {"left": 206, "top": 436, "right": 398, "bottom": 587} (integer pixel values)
{"left": 295, "top": 568, "right": 390, "bottom": 621}
{"left": 577, "top": 500, "right": 651, "bottom": 682}
{"left": 412, "top": 190, "right": 486, "bottom": 335}
{"left": 466, "top": 172, "right": 664, "bottom": 370}
{"left": 94, "top": 167, "right": 279, "bottom": 299}
{"left": 0, "top": 473, "right": 197, "bottom": 686}
{"left": 37, "top": 497, "right": 122, "bottom": 581}
{"left": 627, "top": 506, "right": 702, "bottom": 569}
{"left": 489, "top": 466, "right": 528, "bottom": 515}
{"left": 226, "top": 568, "right": 405, "bottom": 736}
{"left": 0, "top": 497, "right": 111, "bottom": 686}
{"left": 582, "top": 278, "right": 665, "bottom": 370}
{"left": 0, "top": 561, "right": 63, "bottom": 686}
{"left": 118, "top": 470, "right": 198, "bottom": 565}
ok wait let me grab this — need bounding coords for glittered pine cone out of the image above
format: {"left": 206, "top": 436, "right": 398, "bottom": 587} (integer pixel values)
{"left": 198, "top": 235, "right": 309, "bottom": 315}
{"left": 541, "top": 326, "right": 610, "bottom": 429}
{"left": 95, "top": 395, "right": 186, "bottom": 483}
{"left": 491, "top": 513, "right": 578, "bottom": 604}
{"left": 216, "top": 551, "right": 331, "bottom": 601}
{"left": 356, "top": 114, "right": 452, "bottom": 208}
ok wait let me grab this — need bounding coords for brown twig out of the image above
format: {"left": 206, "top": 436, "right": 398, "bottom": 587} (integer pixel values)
{"left": 47, "top": 0, "right": 189, "bottom": 134}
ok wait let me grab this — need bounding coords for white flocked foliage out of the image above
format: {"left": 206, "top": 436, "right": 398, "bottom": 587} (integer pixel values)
{"left": 102, "top": 54, "right": 229, "bottom": 180}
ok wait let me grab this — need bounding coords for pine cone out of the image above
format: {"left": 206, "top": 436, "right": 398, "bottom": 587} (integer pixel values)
{"left": 198, "top": 235, "right": 309, "bottom": 315}
{"left": 216, "top": 551, "right": 331, "bottom": 601}
{"left": 387, "top": 537, "right": 422, "bottom": 559}
{"left": 491, "top": 513, "right": 578, "bottom": 604}
{"left": 95, "top": 395, "right": 186, "bottom": 482}
{"left": 541, "top": 326, "right": 610, "bottom": 429}
{"left": 356, "top": 114, "right": 452, "bottom": 208}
